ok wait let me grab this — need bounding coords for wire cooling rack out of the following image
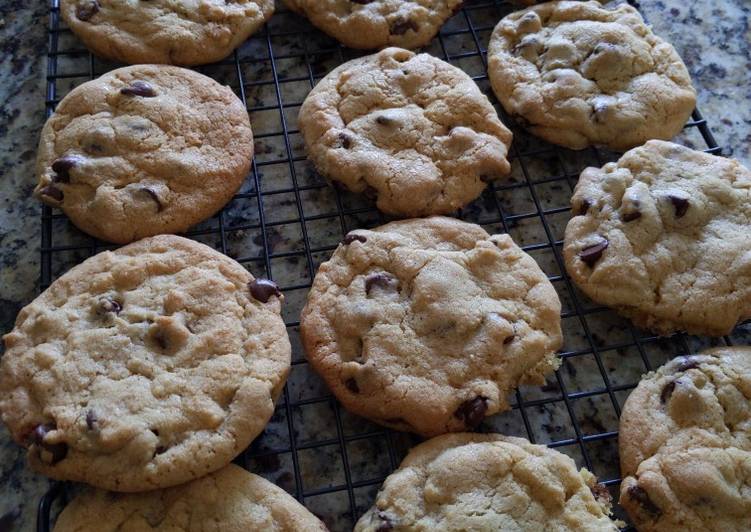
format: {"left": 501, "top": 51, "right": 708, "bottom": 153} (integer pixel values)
{"left": 36, "top": 0, "right": 750, "bottom": 530}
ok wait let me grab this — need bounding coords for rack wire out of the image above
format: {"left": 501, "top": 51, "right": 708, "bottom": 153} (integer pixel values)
{"left": 37, "top": 1, "right": 748, "bottom": 530}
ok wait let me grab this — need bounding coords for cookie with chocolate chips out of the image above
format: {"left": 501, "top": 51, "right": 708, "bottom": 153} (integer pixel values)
{"left": 53, "top": 464, "right": 326, "bottom": 531}
{"left": 283, "top": 0, "right": 463, "bottom": 50}
{"left": 563, "top": 140, "right": 751, "bottom": 336}
{"left": 619, "top": 348, "right": 751, "bottom": 532}
{"left": 355, "top": 433, "right": 619, "bottom": 531}
{"left": 0, "top": 235, "right": 290, "bottom": 491}
{"left": 61, "top": 0, "right": 273, "bottom": 65}
{"left": 299, "top": 47, "right": 513, "bottom": 217}
{"left": 35, "top": 65, "right": 253, "bottom": 244}
{"left": 487, "top": 1, "right": 696, "bottom": 150}
{"left": 300, "top": 217, "right": 562, "bottom": 437}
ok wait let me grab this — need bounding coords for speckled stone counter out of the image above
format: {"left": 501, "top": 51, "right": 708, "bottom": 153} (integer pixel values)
{"left": 0, "top": 1, "right": 749, "bottom": 530}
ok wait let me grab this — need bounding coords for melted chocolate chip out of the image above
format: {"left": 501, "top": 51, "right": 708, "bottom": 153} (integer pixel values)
{"left": 573, "top": 199, "right": 591, "bottom": 216}
{"left": 675, "top": 357, "right": 700, "bottom": 372}
{"left": 668, "top": 195, "right": 689, "bottom": 218}
{"left": 579, "top": 239, "right": 608, "bottom": 267}
{"left": 503, "top": 334, "right": 515, "bottom": 345}
{"left": 155, "top": 445, "right": 167, "bottom": 455}
{"left": 342, "top": 233, "right": 367, "bottom": 245}
{"left": 76, "top": 0, "right": 99, "bottom": 20}
{"left": 365, "top": 273, "right": 396, "bottom": 295}
{"left": 86, "top": 410, "right": 97, "bottom": 430}
{"left": 390, "top": 18, "right": 419, "bottom": 35}
{"left": 621, "top": 209, "right": 642, "bottom": 222}
{"left": 454, "top": 396, "right": 488, "bottom": 429}
{"left": 376, "top": 512, "right": 394, "bottom": 531}
{"left": 32, "top": 423, "right": 68, "bottom": 464}
{"left": 120, "top": 80, "right": 157, "bottom": 98}
{"left": 153, "top": 330, "right": 167, "bottom": 350}
{"left": 338, "top": 132, "right": 352, "bottom": 149}
{"left": 590, "top": 483, "right": 612, "bottom": 504}
{"left": 345, "top": 378, "right": 359, "bottom": 393}
{"left": 375, "top": 115, "right": 393, "bottom": 125}
{"left": 249, "top": 278, "right": 281, "bottom": 303}
{"left": 51, "top": 155, "right": 83, "bottom": 183}
{"left": 660, "top": 380, "right": 676, "bottom": 404}
{"left": 628, "top": 485, "right": 661, "bottom": 516}
{"left": 140, "top": 187, "right": 163, "bottom": 211}
{"left": 39, "top": 185, "right": 64, "bottom": 202}
{"left": 98, "top": 297, "right": 122, "bottom": 314}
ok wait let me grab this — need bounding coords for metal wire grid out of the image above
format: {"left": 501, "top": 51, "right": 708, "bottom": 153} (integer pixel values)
{"left": 35, "top": 0, "right": 749, "bottom": 530}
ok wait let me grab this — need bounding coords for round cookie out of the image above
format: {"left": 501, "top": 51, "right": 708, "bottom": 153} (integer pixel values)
{"left": 619, "top": 348, "right": 751, "bottom": 532}
{"left": 35, "top": 65, "right": 253, "bottom": 244}
{"left": 563, "top": 140, "right": 751, "bottom": 336}
{"left": 299, "top": 47, "right": 513, "bottom": 217}
{"left": 355, "top": 433, "right": 619, "bottom": 531}
{"left": 300, "top": 217, "right": 562, "bottom": 437}
{"left": 61, "top": 0, "right": 274, "bottom": 66}
{"left": 283, "top": 0, "right": 463, "bottom": 50}
{"left": 53, "top": 464, "right": 327, "bottom": 531}
{"left": 0, "top": 235, "right": 290, "bottom": 492}
{"left": 487, "top": 1, "right": 696, "bottom": 151}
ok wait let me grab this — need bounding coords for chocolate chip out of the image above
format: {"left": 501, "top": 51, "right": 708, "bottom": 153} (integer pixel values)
{"left": 153, "top": 330, "right": 167, "bottom": 350}
{"left": 51, "top": 155, "right": 83, "bottom": 183}
{"left": 85, "top": 410, "right": 97, "bottom": 430}
{"left": 573, "top": 199, "right": 591, "bottom": 216}
{"left": 660, "top": 380, "right": 676, "bottom": 404}
{"left": 590, "top": 483, "right": 612, "bottom": 504}
{"left": 249, "top": 278, "right": 281, "bottom": 303}
{"left": 342, "top": 233, "right": 367, "bottom": 245}
{"left": 139, "top": 186, "right": 163, "bottom": 211}
{"left": 668, "top": 195, "right": 689, "bottom": 217}
{"left": 350, "top": 0, "right": 375, "bottom": 3}
{"left": 39, "top": 185, "right": 64, "bottom": 202}
{"left": 98, "top": 297, "right": 122, "bottom": 314}
{"left": 76, "top": 0, "right": 99, "bottom": 20}
{"left": 621, "top": 209, "right": 642, "bottom": 222}
{"left": 375, "top": 115, "right": 393, "bottom": 125}
{"left": 120, "top": 80, "right": 157, "bottom": 97}
{"left": 345, "top": 378, "right": 359, "bottom": 393}
{"left": 390, "top": 18, "right": 419, "bottom": 35}
{"left": 627, "top": 485, "right": 661, "bottom": 516}
{"left": 155, "top": 445, "right": 167, "bottom": 455}
{"left": 32, "top": 423, "right": 68, "bottom": 464}
{"left": 454, "top": 396, "right": 488, "bottom": 429}
{"left": 338, "top": 132, "right": 352, "bottom": 149}
{"left": 363, "top": 186, "right": 378, "bottom": 200}
{"left": 503, "top": 334, "right": 515, "bottom": 345}
{"left": 675, "top": 357, "right": 700, "bottom": 372}
{"left": 365, "top": 273, "right": 396, "bottom": 295}
{"left": 376, "top": 512, "right": 395, "bottom": 531}
{"left": 579, "top": 239, "right": 608, "bottom": 267}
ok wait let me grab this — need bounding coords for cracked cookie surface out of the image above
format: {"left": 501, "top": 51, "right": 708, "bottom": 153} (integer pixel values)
{"left": 61, "top": 0, "right": 274, "bottom": 65}
{"left": 355, "top": 433, "right": 619, "bottom": 531}
{"left": 619, "top": 348, "right": 751, "bottom": 532}
{"left": 283, "top": 0, "right": 463, "bottom": 50}
{"left": 300, "top": 217, "right": 562, "bottom": 437}
{"left": 487, "top": 1, "right": 696, "bottom": 150}
{"left": 0, "top": 235, "right": 290, "bottom": 492}
{"left": 53, "top": 464, "right": 327, "bottom": 531}
{"left": 563, "top": 140, "right": 751, "bottom": 336}
{"left": 35, "top": 65, "right": 253, "bottom": 244}
{"left": 299, "top": 47, "right": 513, "bottom": 217}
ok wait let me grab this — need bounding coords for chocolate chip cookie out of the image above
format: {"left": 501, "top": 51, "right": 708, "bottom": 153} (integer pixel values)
{"left": 35, "top": 65, "right": 253, "bottom": 244}
{"left": 355, "top": 433, "right": 619, "bottom": 531}
{"left": 300, "top": 217, "right": 562, "bottom": 437}
{"left": 0, "top": 235, "right": 290, "bottom": 492}
{"left": 61, "top": 0, "right": 274, "bottom": 65}
{"left": 53, "top": 464, "right": 327, "bottom": 531}
{"left": 487, "top": 1, "right": 696, "bottom": 150}
{"left": 299, "top": 47, "right": 513, "bottom": 217}
{"left": 619, "top": 348, "right": 751, "bottom": 532}
{"left": 283, "top": 0, "right": 463, "bottom": 50}
{"left": 563, "top": 140, "right": 751, "bottom": 336}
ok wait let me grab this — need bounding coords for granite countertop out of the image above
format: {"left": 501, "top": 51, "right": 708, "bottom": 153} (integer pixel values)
{"left": 0, "top": 0, "right": 749, "bottom": 530}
